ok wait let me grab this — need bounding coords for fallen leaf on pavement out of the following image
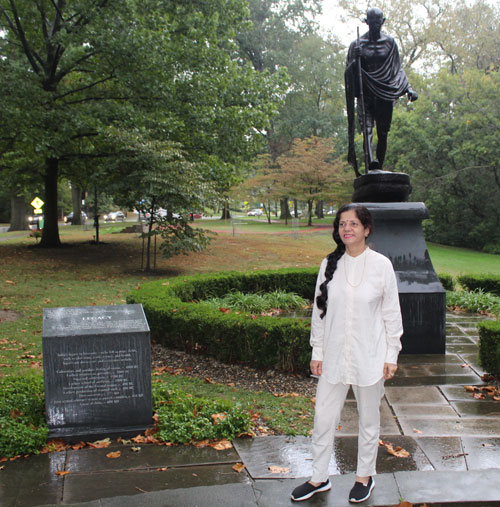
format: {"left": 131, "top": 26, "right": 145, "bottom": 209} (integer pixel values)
{"left": 464, "top": 386, "right": 477, "bottom": 392}
{"left": 71, "top": 442, "right": 86, "bottom": 450}
{"left": 87, "top": 438, "right": 111, "bottom": 448}
{"left": 106, "top": 451, "right": 121, "bottom": 459}
{"left": 131, "top": 447, "right": 141, "bottom": 452}
{"left": 210, "top": 439, "right": 232, "bottom": 451}
{"left": 413, "top": 428, "right": 423, "bottom": 434}
{"left": 268, "top": 466, "right": 290, "bottom": 474}
{"left": 233, "top": 463, "right": 246, "bottom": 473}
{"left": 56, "top": 470, "right": 70, "bottom": 476}
{"left": 380, "top": 440, "right": 410, "bottom": 458}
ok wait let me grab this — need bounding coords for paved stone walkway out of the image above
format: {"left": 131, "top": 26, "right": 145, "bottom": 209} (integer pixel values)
{"left": 1, "top": 312, "right": 499, "bottom": 506}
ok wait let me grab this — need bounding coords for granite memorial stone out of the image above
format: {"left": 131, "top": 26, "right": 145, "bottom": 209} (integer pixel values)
{"left": 42, "top": 304, "right": 152, "bottom": 441}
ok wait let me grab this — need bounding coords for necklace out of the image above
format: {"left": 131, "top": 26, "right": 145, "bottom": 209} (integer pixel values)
{"left": 344, "top": 251, "right": 367, "bottom": 288}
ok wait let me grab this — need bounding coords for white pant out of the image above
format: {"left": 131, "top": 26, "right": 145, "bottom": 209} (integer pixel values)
{"left": 311, "top": 376, "right": 385, "bottom": 482}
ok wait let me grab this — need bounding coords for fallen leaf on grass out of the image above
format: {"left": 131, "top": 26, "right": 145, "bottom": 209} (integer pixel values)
{"left": 232, "top": 463, "right": 246, "bottom": 473}
{"left": 211, "top": 413, "right": 227, "bottom": 424}
{"left": 204, "top": 377, "right": 215, "bottom": 384}
{"left": 106, "top": 451, "right": 121, "bottom": 459}
{"left": 56, "top": 470, "right": 70, "bottom": 476}
{"left": 268, "top": 466, "right": 290, "bottom": 474}
{"left": 5, "top": 280, "right": 16, "bottom": 285}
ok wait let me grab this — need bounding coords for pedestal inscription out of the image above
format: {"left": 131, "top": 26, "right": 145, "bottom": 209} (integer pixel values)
{"left": 43, "top": 304, "right": 152, "bottom": 441}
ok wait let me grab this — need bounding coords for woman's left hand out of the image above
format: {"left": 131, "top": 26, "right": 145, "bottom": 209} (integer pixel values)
{"left": 383, "top": 363, "right": 397, "bottom": 380}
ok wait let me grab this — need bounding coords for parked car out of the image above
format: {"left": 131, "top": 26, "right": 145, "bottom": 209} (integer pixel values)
{"left": 63, "top": 211, "right": 88, "bottom": 224}
{"left": 103, "top": 211, "right": 126, "bottom": 222}
{"left": 189, "top": 212, "right": 203, "bottom": 219}
{"left": 28, "top": 214, "right": 43, "bottom": 229}
{"left": 247, "top": 208, "right": 263, "bottom": 216}
{"left": 140, "top": 209, "right": 180, "bottom": 221}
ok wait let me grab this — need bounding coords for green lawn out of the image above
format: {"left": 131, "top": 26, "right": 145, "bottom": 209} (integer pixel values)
{"left": 428, "top": 243, "right": 500, "bottom": 276}
{"left": 0, "top": 223, "right": 498, "bottom": 445}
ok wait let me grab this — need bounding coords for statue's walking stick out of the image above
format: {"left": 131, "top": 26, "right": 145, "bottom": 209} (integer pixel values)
{"left": 357, "top": 27, "right": 370, "bottom": 174}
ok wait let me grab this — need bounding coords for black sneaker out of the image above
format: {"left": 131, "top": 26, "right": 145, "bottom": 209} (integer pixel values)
{"left": 349, "top": 476, "right": 375, "bottom": 503}
{"left": 291, "top": 479, "right": 331, "bottom": 501}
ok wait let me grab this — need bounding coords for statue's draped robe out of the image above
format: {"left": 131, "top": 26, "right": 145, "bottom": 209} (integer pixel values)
{"left": 345, "top": 34, "right": 410, "bottom": 174}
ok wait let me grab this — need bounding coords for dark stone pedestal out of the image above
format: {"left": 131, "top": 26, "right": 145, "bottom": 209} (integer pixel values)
{"left": 363, "top": 203, "right": 446, "bottom": 354}
{"left": 353, "top": 171, "right": 411, "bottom": 202}
{"left": 42, "top": 304, "right": 153, "bottom": 442}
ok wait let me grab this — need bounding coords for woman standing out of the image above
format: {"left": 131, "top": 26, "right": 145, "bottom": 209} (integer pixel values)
{"left": 291, "top": 203, "right": 403, "bottom": 503}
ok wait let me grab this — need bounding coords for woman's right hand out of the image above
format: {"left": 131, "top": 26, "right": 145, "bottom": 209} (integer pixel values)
{"left": 310, "top": 360, "right": 323, "bottom": 377}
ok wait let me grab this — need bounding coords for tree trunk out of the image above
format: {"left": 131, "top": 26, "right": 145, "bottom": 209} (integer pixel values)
{"left": 316, "top": 200, "right": 324, "bottom": 218}
{"left": 293, "top": 199, "right": 298, "bottom": 218}
{"left": 307, "top": 200, "right": 313, "bottom": 226}
{"left": 40, "top": 158, "right": 61, "bottom": 247}
{"left": 220, "top": 200, "right": 231, "bottom": 219}
{"left": 70, "top": 184, "right": 83, "bottom": 225}
{"left": 8, "top": 193, "right": 28, "bottom": 231}
{"left": 263, "top": 201, "right": 272, "bottom": 224}
{"left": 280, "top": 198, "right": 292, "bottom": 223}
{"left": 145, "top": 198, "right": 156, "bottom": 272}
{"left": 93, "top": 186, "right": 100, "bottom": 244}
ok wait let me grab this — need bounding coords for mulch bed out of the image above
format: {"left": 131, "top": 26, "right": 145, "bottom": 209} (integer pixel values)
{"left": 151, "top": 342, "right": 317, "bottom": 397}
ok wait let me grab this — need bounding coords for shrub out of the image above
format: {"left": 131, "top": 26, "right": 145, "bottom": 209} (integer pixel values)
{"left": 457, "top": 274, "right": 500, "bottom": 297}
{"left": 446, "top": 290, "right": 500, "bottom": 316}
{"left": 482, "top": 243, "right": 500, "bottom": 255}
{"left": 203, "top": 290, "right": 309, "bottom": 313}
{"left": 478, "top": 320, "right": 500, "bottom": 376}
{"left": 0, "top": 376, "right": 48, "bottom": 458}
{"left": 127, "top": 268, "right": 318, "bottom": 373}
{"left": 153, "top": 384, "right": 250, "bottom": 444}
{"left": 438, "top": 273, "right": 455, "bottom": 291}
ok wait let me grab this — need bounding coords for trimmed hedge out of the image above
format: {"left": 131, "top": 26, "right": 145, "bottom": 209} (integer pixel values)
{"left": 438, "top": 273, "right": 455, "bottom": 291}
{"left": 457, "top": 274, "right": 500, "bottom": 296}
{"left": 478, "top": 320, "right": 500, "bottom": 376}
{"left": 127, "top": 268, "right": 319, "bottom": 374}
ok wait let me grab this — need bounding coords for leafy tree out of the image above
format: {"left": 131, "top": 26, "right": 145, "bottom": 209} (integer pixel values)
{"left": 276, "top": 136, "right": 351, "bottom": 225}
{"left": 0, "top": 0, "right": 283, "bottom": 246}
{"left": 387, "top": 68, "right": 500, "bottom": 250}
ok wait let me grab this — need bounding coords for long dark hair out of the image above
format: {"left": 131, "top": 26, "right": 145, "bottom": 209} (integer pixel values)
{"left": 316, "top": 204, "right": 374, "bottom": 319}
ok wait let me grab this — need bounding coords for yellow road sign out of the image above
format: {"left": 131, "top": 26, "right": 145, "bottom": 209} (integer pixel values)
{"left": 31, "top": 197, "right": 44, "bottom": 209}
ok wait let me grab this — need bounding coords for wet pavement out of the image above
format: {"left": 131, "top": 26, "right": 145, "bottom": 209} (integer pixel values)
{"left": 2, "top": 312, "right": 500, "bottom": 506}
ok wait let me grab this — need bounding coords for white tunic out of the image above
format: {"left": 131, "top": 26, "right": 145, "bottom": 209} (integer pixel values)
{"left": 310, "top": 247, "right": 403, "bottom": 386}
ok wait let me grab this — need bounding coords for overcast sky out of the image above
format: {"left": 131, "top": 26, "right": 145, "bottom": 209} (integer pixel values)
{"left": 319, "top": 1, "right": 363, "bottom": 46}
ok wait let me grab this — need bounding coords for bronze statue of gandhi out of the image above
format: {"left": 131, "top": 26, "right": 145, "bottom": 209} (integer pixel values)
{"left": 345, "top": 8, "right": 418, "bottom": 175}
